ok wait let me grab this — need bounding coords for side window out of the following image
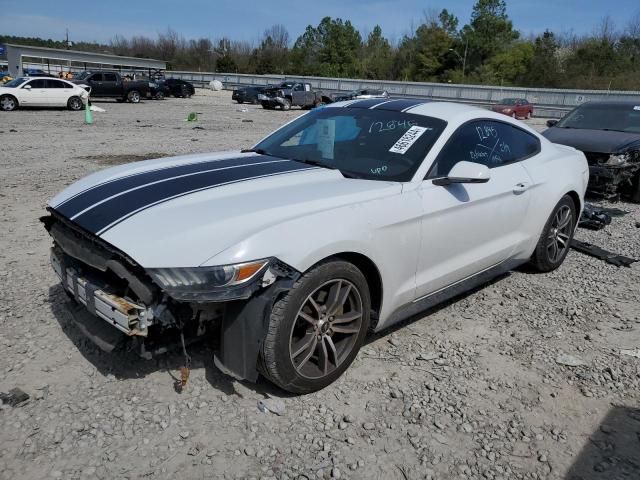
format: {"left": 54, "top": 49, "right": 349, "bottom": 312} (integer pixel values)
{"left": 293, "top": 84, "right": 303, "bottom": 92}
{"left": 90, "top": 73, "right": 103, "bottom": 82}
{"left": 28, "top": 79, "right": 47, "bottom": 88}
{"left": 427, "top": 120, "right": 540, "bottom": 178}
{"left": 104, "top": 73, "right": 117, "bottom": 82}
{"left": 305, "top": 84, "right": 311, "bottom": 92}
{"left": 46, "top": 79, "right": 65, "bottom": 88}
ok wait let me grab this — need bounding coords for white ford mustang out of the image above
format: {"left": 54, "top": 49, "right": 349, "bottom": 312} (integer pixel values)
{"left": 43, "top": 99, "right": 588, "bottom": 393}
{"left": 0, "top": 76, "right": 89, "bottom": 111}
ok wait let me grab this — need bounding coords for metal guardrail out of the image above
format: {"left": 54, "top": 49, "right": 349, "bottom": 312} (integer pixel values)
{"left": 169, "top": 71, "right": 640, "bottom": 118}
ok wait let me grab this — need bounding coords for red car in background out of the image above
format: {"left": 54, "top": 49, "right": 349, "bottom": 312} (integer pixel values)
{"left": 492, "top": 98, "right": 534, "bottom": 119}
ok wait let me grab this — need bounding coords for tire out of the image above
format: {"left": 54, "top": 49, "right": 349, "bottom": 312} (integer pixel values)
{"left": 236, "top": 99, "right": 244, "bottom": 104}
{"left": 127, "top": 90, "right": 141, "bottom": 103}
{"left": 526, "top": 111, "right": 532, "bottom": 119}
{"left": 180, "top": 85, "right": 189, "bottom": 98}
{"left": 67, "top": 96, "right": 83, "bottom": 111}
{"left": 154, "top": 91, "right": 165, "bottom": 100}
{"left": 529, "top": 195, "right": 577, "bottom": 272}
{"left": 261, "top": 260, "right": 371, "bottom": 394}
{"left": 511, "top": 112, "right": 517, "bottom": 118}
{"left": 281, "top": 98, "right": 292, "bottom": 111}
{"left": 0, "top": 95, "right": 18, "bottom": 111}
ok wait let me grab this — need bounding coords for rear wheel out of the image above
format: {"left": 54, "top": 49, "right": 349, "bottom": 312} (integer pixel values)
{"left": 0, "top": 95, "right": 18, "bottom": 111}
{"left": 261, "top": 260, "right": 370, "bottom": 393}
{"left": 154, "top": 91, "right": 165, "bottom": 100}
{"left": 67, "top": 96, "right": 83, "bottom": 111}
{"left": 529, "top": 195, "right": 576, "bottom": 272}
{"left": 127, "top": 90, "right": 141, "bottom": 103}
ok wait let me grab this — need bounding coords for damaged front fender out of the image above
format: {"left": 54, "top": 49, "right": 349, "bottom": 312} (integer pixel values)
{"left": 214, "top": 274, "right": 299, "bottom": 382}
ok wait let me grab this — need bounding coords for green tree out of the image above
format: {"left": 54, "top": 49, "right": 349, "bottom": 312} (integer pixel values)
{"left": 462, "top": 0, "right": 519, "bottom": 73}
{"left": 481, "top": 41, "right": 534, "bottom": 85}
{"left": 291, "top": 17, "right": 362, "bottom": 77}
{"left": 362, "top": 25, "right": 393, "bottom": 79}
{"left": 525, "top": 30, "right": 561, "bottom": 87}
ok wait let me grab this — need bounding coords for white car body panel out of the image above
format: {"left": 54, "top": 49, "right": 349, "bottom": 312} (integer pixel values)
{"left": 0, "top": 77, "right": 89, "bottom": 107}
{"left": 47, "top": 101, "right": 588, "bottom": 331}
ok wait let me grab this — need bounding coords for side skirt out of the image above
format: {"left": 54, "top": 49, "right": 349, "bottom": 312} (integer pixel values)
{"left": 383, "top": 259, "right": 524, "bottom": 329}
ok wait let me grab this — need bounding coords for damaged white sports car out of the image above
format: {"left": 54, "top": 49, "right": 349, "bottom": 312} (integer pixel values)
{"left": 43, "top": 99, "right": 588, "bottom": 393}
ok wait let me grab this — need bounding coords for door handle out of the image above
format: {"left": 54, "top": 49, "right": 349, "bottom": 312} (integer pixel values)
{"left": 513, "top": 182, "right": 530, "bottom": 194}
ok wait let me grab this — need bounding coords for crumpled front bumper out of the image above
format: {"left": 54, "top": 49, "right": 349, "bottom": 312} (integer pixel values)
{"left": 50, "top": 248, "right": 149, "bottom": 336}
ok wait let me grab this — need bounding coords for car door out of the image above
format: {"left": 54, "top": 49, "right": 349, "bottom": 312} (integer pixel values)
{"left": 414, "top": 119, "right": 538, "bottom": 299}
{"left": 102, "top": 73, "right": 119, "bottom": 96}
{"left": 45, "top": 79, "right": 70, "bottom": 106}
{"left": 291, "top": 83, "right": 305, "bottom": 106}
{"left": 19, "top": 78, "right": 48, "bottom": 105}
{"left": 87, "top": 73, "right": 104, "bottom": 96}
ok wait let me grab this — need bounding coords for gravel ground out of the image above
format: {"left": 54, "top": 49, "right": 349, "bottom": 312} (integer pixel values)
{"left": 1, "top": 90, "right": 639, "bottom": 480}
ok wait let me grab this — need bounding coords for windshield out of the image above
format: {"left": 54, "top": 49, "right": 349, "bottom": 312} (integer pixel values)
{"left": 75, "top": 71, "right": 92, "bottom": 80}
{"left": 254, "top": 107, "right": 446, "bottom": 181}
{"left": 3, "top": 77, "right": 28, "bottom": 88}
{"left": 557, "top": 103, "right": 640, "bottom": 133}
{"left": 499, "top": 98, "right": 518, "bottom": 105}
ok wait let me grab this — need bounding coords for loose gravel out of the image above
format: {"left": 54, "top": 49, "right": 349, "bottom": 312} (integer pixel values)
{"left": 1, "top": 90, "right": 639, "bottom": 480}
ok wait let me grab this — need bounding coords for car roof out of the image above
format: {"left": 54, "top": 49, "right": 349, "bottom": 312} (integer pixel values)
{"left": 327, "top": 98, "right": 486, "bottom": 119}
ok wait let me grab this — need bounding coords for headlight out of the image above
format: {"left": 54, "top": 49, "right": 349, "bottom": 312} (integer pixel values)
{"left": 147, "top": 259, "right": 269, "bottom": 301}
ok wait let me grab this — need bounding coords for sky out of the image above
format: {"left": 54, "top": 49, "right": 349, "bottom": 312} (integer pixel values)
{"left": 1, "top": 0, "right": 638, "bottom": 46}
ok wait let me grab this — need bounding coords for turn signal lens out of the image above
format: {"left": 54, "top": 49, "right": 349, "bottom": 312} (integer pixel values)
{"left": 236, "top": 261, "right": 268, "bottom": 282}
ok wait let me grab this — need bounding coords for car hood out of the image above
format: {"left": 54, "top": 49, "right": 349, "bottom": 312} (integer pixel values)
{"left": 48, "top": 152, "right": 401, "bottom": 267}
{"left": 542, "top": 127, "right": 640, "bottom": 154}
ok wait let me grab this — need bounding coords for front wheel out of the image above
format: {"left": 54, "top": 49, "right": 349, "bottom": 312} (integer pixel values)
{"left": 261, "top": 260, "right": 371, "bottom": 394}
{"left": 281, "top": 98, "right": 291, "bottom": 111}
{"left": 67, "top": 96, "right": 83, "bottom": 111}
{"left": 127, "top": 90, "right": 141, "bottom": 103}
{"left": 0, "top": 95, "right": 18, "bottom": 111}
{"left": 529, "top": 195, "right": 577, "bottom": 272}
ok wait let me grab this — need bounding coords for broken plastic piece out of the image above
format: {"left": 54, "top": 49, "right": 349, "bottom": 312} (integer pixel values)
{"left": 0, "top": 388, "right": 30, "bottom": 406}
{"left": 570, "top": 239, "right": 638, "bottom": 267}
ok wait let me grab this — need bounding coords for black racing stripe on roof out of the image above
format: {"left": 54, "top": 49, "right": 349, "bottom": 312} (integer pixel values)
{"left": 68, "top": 160, "right": 315, "bottom": 236}
{"left": 346, "top": 98, "right": 393, "bottom": 109}
{"left": 55, "top": 155, "right": 272, "bottom": 219}
{"left": 371, "top": 99, "right": 429, "bottom": 112}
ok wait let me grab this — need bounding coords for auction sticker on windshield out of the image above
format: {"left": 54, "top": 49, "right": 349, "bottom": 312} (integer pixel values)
{"left": 389, "top": 126, "right": 430, "bottom": 154}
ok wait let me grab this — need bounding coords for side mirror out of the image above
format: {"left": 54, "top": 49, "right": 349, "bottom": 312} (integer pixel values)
{"left": 23, "top": 84, "right": 32, "bottom": 90}
{"left": 546, "top": 119, "right": 558, "bottom": 127}
{"left": 432, "top": 161, "right": 491, "bottom": 186}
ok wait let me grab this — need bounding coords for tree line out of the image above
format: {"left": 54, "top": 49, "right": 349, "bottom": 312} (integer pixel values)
{"left": 3, "top": 0, "right": 640, "bottom": 90}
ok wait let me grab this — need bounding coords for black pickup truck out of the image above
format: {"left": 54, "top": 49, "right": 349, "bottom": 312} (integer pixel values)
{"left": 258, "top": 81, "right": 332, "bottom": 110}
{"left": 73, "top": 71, "right": 151, "bottom": 103}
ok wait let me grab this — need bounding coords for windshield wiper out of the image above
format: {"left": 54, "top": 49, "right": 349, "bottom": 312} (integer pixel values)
{"left": 340, "top": 170, "right": 366, "bottom": 179}
{"left": 241, "top": 148, "right": 291, "bottom": 160}
{"left": 291, "top": 158, "right": 337, "bottom": 170}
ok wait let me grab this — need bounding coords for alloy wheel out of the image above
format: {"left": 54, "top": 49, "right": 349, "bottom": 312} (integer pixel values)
{"left": 289, "top": 279, "right": 363, "bottom": 379}
{"left": 547, "top": 205, "right": 573, "bottom": 263}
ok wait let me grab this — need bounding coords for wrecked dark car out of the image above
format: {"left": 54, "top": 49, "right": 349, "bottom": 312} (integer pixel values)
{"left": 232, "top": 86, "right": 266, "bottom": 104}
{"left": 258, "top": 81, "right": 332, "bottom": 110}
{"left": 543, "top": 101, "right": 640, "bottom": 202}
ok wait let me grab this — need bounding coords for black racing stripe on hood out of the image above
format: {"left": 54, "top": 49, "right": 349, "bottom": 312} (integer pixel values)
{"left": 67, "top": 160, "right": 315, "bottom": 235}
{"left": 55, "top": 155, "right": 272, "bottom": 218}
